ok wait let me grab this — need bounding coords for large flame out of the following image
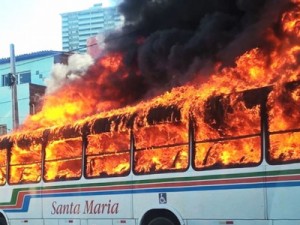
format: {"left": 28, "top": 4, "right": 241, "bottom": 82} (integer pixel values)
{"left": 22, "top": 53, "right": 129, "bottom": 129}
{"left": 0, "top": 1, "right": 300, "bottom": 183}
{"left": 0, "top": 148, "right": 6, "bottom": 185}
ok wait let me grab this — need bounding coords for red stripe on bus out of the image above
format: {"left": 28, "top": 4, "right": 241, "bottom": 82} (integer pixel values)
{"left": 2, "top": 174, "right": 300, "bottom": 210}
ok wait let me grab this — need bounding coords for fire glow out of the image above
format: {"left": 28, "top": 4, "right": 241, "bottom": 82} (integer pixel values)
{"left": 0, "top": 0, "right": 299, "bottom": 184}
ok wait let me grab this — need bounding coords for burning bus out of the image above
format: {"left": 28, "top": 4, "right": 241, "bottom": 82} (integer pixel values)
{"left": 0, "top": 79, "right": 299, "bottom": 225}
{"left": 0, "top": 0, "right": 300, "bottom": 225}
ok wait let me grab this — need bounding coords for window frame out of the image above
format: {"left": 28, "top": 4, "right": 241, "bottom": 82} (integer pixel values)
{"left": 133, "top": 121, "right": 190, "bottom": 176}
{"left": 83, "top": 130, "right": 131, "bottom": 179}
{"left": 43, "top": 131, "right": 83, "bottom": 183}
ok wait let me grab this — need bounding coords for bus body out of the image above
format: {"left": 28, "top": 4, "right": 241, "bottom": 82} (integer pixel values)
{"left": 0, "top": 81, "right": 299, "bottom": 225}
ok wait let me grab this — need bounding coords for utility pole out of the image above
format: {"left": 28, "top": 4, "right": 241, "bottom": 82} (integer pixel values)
{"left": 10, "top": 44, "right": 19, "bottom": 130}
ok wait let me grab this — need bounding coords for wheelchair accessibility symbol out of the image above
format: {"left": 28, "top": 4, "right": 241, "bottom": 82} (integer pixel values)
{"left": 159, "top": 193, "right": 167, "bottom": 204}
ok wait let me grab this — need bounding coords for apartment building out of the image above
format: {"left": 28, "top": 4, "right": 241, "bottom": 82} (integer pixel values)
{"left": 61, "top": 3, "right": 123, "bottom": 53}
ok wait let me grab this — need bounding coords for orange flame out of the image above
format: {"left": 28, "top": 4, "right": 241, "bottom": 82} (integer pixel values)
{"left": 1, "top": 1, "right": 300, "bottom": 182}
{"left": 22, "top": 52, "right": 129, "bottom": 130}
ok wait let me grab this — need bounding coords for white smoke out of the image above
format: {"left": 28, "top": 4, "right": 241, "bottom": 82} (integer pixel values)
{"left": 45, "top": 53, "right": 94, "bottom": 94}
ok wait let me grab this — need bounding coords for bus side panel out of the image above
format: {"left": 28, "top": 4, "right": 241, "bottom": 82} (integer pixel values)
{"left": 267, "top": 186, "right": 300, "bottom": 219}
{"left": 2, "top": 185, "right": 43, "bottom": 220}
{"left": 133, "top": 188, "right": 266, "bottom": 220}
{"left": 44, "top": 219, "right": 59, "bottom": 225}
{"left": 176, "top": 188, "right": 265, "bottom": 219}
{"left": 9, "top": 219, "right": 44, "bottom": 225}
{"left": 267, "top": 166, "right": 300, "bottom": 220}
{"left": 42, "top": 179, "right": 133, "bottom": 220}
{"left": 0, "top": 185, "right": 11, "bottom": 203}
{"left": 88, "top": 219, "right": 112, "bottom": 225}
{"left": 273, "top": 221, "right": 300, "bottom": 225}
{"left": 58, "top": 219, "right": 80, "bottom": 225}
{"left": 188, "top": 220, "right": 272, "bottom": 225}
{"left": 133, "top": 169, "right": 266, "bottom": 221}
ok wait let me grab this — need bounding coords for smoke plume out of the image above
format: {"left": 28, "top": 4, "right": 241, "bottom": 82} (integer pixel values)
{"left": 46, "top": 53, "right": 94, "bottom": 94}
{"left": 98, "top": 0, "right": 291, "bottom": 100}
{"left": 45, "top": 0, "right": 293, "bottom": 112}
{"left": 21, "top": 0, "right": 299, "bottom": 130}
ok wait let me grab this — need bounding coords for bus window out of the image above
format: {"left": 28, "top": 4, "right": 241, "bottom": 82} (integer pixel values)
{"left": 0, "top": 149, "right": 7, "bottom": 185}
{"left": 9, "top": 135, "right": 42, "bottom": 184}
{"left": 268, "top": 82, "right": 300, "bottom": 164}
{"left": 44, "top": 136, "right": 82, "bottom": 182}
{"left": 269, "top": 132, "right": 300, "bottom": 163}
{"left": 85, "top": 131, "right": 130, "bottom": 178}
{"left": 133, "top": 122, "right": 188, "bottom": 174}
{"left": 194, "top": 138, "right": 261, "bottom": 170}
{"left": 193, "top": 92, "right": 262, "bottom": 170}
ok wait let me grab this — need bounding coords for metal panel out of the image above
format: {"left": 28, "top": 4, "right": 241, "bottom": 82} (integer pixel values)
{"left": 273, "top": 220, "right": 300, "bottom": 225}
{"left": 44, "top": 219, "right": 59, "bottom": 225}
{"left": 59, "top": 219, "right": 80, "bottom": 225}
{"left": 113, "top": 219, "right": 136, "bottom": 225}
{"left": 188, "top": 220, "right": 272, "bottom": 225}
{"left": 88, "top": 219, "right": 112, "bottom": 225}
{"left": 9, "top": 219, "right": 44, "bottom": 225}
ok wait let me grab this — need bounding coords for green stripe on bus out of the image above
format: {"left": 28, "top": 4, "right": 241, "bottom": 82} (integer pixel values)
{"left": 1, "top": 168, "right": 300, "bottom": 206}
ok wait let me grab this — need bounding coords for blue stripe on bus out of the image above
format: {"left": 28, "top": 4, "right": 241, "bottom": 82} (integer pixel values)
{"left": 4, "top": 180, "right": 300, "bottom": 213}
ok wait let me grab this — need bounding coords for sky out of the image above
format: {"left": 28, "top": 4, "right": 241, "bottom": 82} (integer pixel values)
{"left": 0, "top": 0, "right": 118, "bottom": 59}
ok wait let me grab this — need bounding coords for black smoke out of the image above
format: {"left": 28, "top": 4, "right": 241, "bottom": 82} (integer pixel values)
{"left": 99, "top": 0, "right": 291, "bottom": 103}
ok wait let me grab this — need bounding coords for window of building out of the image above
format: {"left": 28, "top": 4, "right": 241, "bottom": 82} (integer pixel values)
{"left": 19, "top": 71, "right": 31, "bottom": 84}
{"left": 1, "top": 74, "right": 10, "bottom": 86}
{"left": 0, "top": 124, "right": 7, "bottom": 135}
{"left": 3, "top": 73, "right": 31, "bottom": 86}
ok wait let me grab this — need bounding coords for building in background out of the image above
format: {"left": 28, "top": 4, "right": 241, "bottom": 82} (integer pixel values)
{"left": 61, "top": 3, "right": 123, "bottom": 54}
{"left": 0, "top": 51, "right": 70, "bottom": 134}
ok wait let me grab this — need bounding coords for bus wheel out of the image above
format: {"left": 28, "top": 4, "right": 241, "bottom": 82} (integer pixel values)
{"left": 148, "top": 217, "right": 176, "bottom": 225}
{"left": 0, "top": 218, "right": 7, "bottom": 225}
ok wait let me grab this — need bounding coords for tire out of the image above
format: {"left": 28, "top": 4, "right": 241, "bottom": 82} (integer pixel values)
{"left": 0, "top": 218, "right": 7, "bottom": 225}
{"left": 148, "top": 217, "right": 176, "bottom": 225}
